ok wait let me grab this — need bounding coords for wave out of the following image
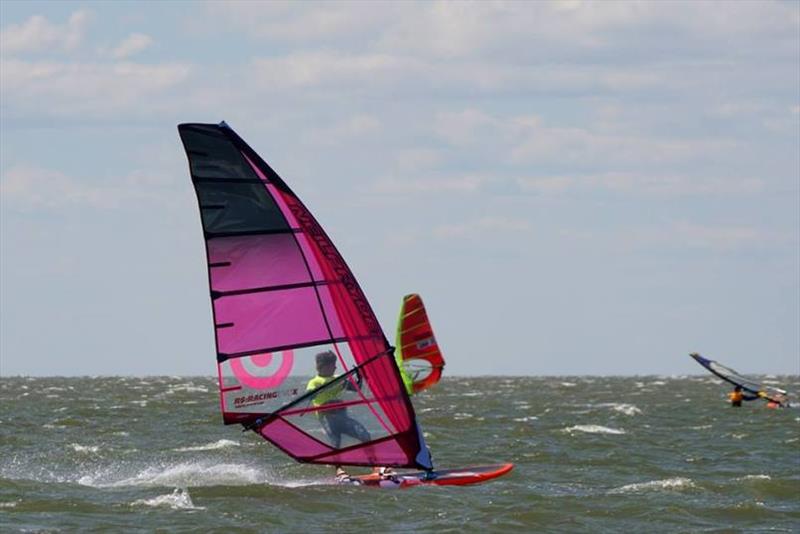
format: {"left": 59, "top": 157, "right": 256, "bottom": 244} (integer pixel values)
{"left": 165, "top": 385, "right": 209, "bottom": 394}
{"left": 76, "top": 461, "right": 325, "bottom": 489}
{"left": 593, "top": 403, "right": 642, "bottom": 416}
{"left": 70, "top": 444, "right": 100, "bottom": 454}
{"left": 563, "top": 425, "right": 626, "bottom": 435}
{"left": 609, "top": 477, "right": 695, "bottom": 494}
{"left": 131, "top": 488, "right": 204, "bottom": 511}
{"left": 173, "top": 439, "right": 240, "bottom": 452}
{"left": 736, "top": 474, "right": 771, "bottom": 481}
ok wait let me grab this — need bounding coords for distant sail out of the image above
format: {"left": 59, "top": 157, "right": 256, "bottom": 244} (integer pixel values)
{"left": 179, "top": 122, "right": 432, "bottom": 469}
{"left": 395, "top": 294, "right": 445, "bottom": 394}
{"left": 690, "top": 353, "right": 788, "bottom": 403}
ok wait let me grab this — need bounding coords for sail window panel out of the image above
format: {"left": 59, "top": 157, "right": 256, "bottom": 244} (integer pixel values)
{"left": 260, "top": 418, "right": 333, "bottom": 459}
{"left": 181, "top": 125, "right": 259, "bottom": 180}
{"left": 196, "top": 181, "right": 290, "bottom": 235}
{"left": 208, "top": 234, "right": 312, "bottom": 292}
{"left": 280, "top": 399, "right": 394, "bottom": 452}
{"left": 217, "top": 342, "right": 355, "bottom": 422}
{"left": 312, "top": 437, "right": 411, "bottom": 467}
{"left": 214, "top": 287, "right": 332, "bottom": 355}
{"left": 218, "top": 369, "right": 306, "bottom": 422}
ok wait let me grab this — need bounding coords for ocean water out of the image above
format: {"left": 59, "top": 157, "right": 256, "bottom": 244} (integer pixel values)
{"left": 1, "top": 376, "right": 798, "bottom": 532}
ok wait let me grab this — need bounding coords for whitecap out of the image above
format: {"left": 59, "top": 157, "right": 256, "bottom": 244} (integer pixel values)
{"left": 0, "top": 501, "right": 18, "bottom": 509}
{"left": 560, "top": 382, "right": 577, "bottom": 387}
{"left": 130, "top": 400, "right": 148, "bottom": 407}
{"left": 563, "top": 425, "right": 626, "bottom": 435}
{"left": 166, "top": 385, "right": 209, "bottom": 394}
{"left": 71, "top": 444, "right": 100, "bottom": 454}
{"left": 131, "top": 488, "right": 204, "bottom": 511}
{"left": 594, "top": 403, "right": 642, "bottom": 416}
{"left": 513, "top": 416, "right": 538, "bottom": 422}
{"left": 650, "top": 381, "right": 667, "bottom": 386}
{"left": 609, "top": 477, "right": 695, "bottom": 494}
{"left": 737, "top": 474, "right": 771, "bottom": 481}
{"left": 174, "top": 439, "right": 240, "bottom": 452}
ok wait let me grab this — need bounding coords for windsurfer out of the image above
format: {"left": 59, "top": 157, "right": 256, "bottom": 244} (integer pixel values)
{"left": 728, "top": 385, "right": 758, "bottom": 407}
{"left": 307, "top": 351, "right": 371, "bottom": 480}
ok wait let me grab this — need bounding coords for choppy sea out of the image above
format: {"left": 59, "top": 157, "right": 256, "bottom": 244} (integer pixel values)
{"left": 1, "top": 376, "right": 798, "bottom": 532}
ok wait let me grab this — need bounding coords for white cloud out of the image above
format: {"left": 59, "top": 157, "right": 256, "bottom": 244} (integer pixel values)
{"left": 250, "top": 51, "right": 425, "bottom": 90}
{"left": 373, "top": 174, "right": 488, "bottom": 195}
{"left": 204, "top": 1, "right": 399, "bottom": 42}
{"left": 305, "top": 114, "right": 381, "bottom": 145}
{"left": 559, "top": 220, "right": 771, "bottom": 252}
{"left": 1, "top": 165, "right": 110, "bottom": 209}
{"left": 0, "top": 10, "right": 89, "bottom": 55}
{"left": 0, "top": 165, "right": 177, "bottom": 210}
{"left": 516, "top": 173, "right": 764, "bottom": 196}
{"left": 433, "top": 216, "right": 532, "bottom": 239}
{"left": 0, "top": 59, "right": 191, "bottom": 117}
{"left": 109, "top": 33, "right": 153, "bottom": 59}
{"left": 628, "top": 221, "right": 763, "bottom": 252}
{"left": 431, "top": 109, "right": 740, "bottom": 169}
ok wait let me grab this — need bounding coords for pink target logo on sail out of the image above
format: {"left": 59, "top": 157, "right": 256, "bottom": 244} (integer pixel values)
{"left": 230, "top": 351, "right": 294, "bottom": 389}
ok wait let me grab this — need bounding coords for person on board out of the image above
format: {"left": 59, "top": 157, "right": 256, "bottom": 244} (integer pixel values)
{"left": 306, "top": 351, "right": 372, "bottom": 482}
{"left": 728, "top": 385, "right": 759, "bottom": 407}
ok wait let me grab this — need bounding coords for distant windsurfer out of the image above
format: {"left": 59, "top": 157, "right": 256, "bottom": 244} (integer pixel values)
{"left": 728, "top": 385, "right": 758, "bottom": 407}
{"left": 306, "top": 351, "right": 371, "bottom": 481}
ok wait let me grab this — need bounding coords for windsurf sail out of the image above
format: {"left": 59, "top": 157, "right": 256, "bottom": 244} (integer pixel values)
{"left": 179, "top": 122, "right": 432, "bottom": 469}
{"left": 395, "top": 294, "right": 445, "bottom": 394}
{"left": 690, "top": 353, "right": 788, "bottom": 404}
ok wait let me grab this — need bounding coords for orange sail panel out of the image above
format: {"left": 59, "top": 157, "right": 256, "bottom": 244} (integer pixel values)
{"left": 395, "top": 294, "right": 445, "bottom": 393}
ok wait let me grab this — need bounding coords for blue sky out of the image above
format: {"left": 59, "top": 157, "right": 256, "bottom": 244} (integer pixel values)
{"left": 1, "top": 1, "right": 798, "bottom": 376}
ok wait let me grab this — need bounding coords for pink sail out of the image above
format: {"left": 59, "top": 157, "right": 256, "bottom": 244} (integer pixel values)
{"left": 179, "top": 122, "right": 432, "bottom": 469}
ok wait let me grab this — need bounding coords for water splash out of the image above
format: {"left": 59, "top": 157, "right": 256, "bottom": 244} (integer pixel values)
{"left": 173, "top": 439, "right": 240, "bottom": 452}
{"left": 131, "top": 488, "right": 204, "bottom": 511}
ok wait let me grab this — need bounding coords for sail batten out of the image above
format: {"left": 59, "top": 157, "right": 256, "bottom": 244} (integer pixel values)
{"left": 180, "top": 121, "right": 431, "bottom": 469}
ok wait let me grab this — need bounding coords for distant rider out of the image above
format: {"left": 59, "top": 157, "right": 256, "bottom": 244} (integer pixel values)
{"left": 728, "top": 385, "right": 758, "bottom": 407}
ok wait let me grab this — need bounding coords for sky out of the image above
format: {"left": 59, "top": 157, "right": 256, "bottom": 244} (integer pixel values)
{"left": 0, "top": 0, "right": 798, "bottom": 377}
